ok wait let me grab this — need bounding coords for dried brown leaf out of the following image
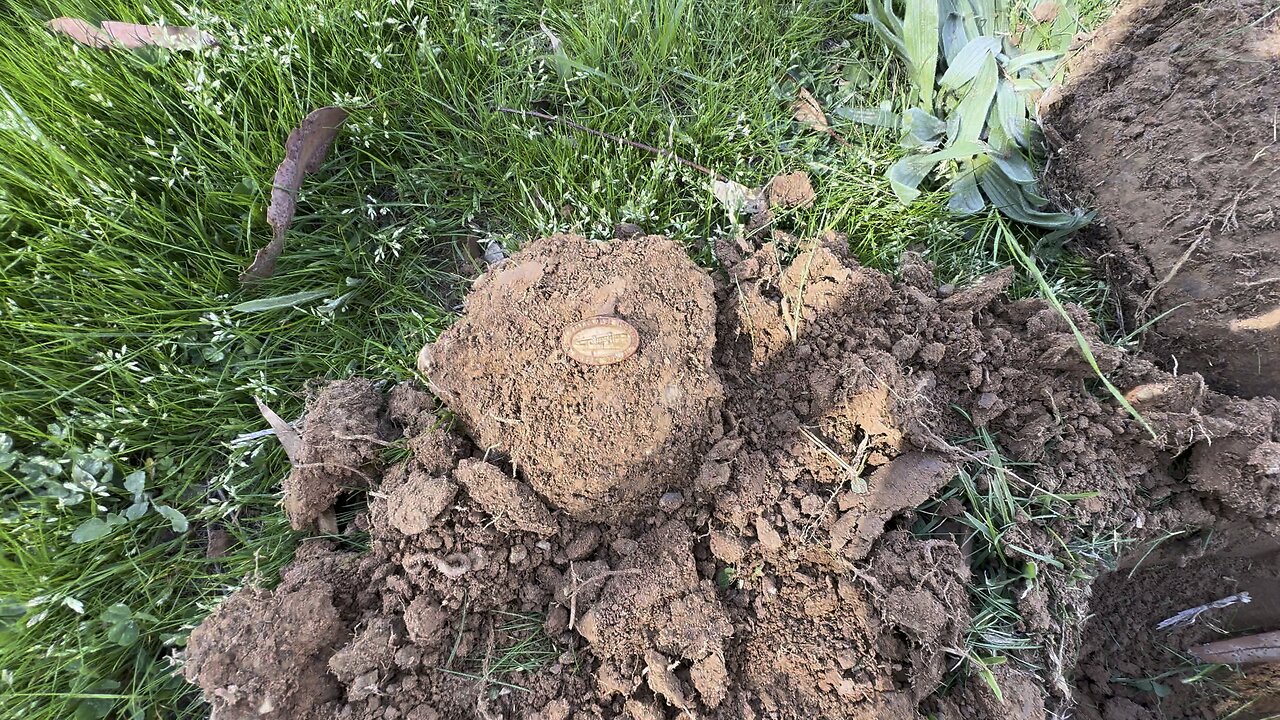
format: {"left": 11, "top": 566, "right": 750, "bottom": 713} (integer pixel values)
{"left": 45, "top": 18, "right": 110, "bottom": 48}
{"left": 254, "top": 397, "right": 302, "bottom": 464}
{"left": 46, "top": 17, "right": 216, "bottom": 50}
{"left": 1031, "top": 1, "right": 1060, "bottom": 24}
{"left": 242, "top": 106, "right": 349, "bottom": 282}
{"left": 792, "top": 87, "right": 830, "bottom": 133}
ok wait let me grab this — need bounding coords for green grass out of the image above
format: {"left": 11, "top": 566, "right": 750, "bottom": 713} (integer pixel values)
{"left": 913, "top": 413, "right": 1125, "bottom": 701}
{"left": 440, "top": 610, "right": 564, "bottom": 695}
{"left": 0, "top": 0, "right": 1115, "bottom": 718}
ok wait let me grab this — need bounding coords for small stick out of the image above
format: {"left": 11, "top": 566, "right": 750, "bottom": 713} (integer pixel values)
{"left": 1156, "top": 592, "right": 1251, "bottom": 630}
{"left": 335, "top": 433, "right": 397, "bottom": 446}
{"left": 565, "top": 564, "right": 641, "bottom": 630}
{"left": 292, "top": 461, "right": 377, "bottom": 484}
{"left": 495, "top": 107, "right": 724, "bottom": 180}
{"left": 1191, "top": 629, "right": 1280, "bottom": 665}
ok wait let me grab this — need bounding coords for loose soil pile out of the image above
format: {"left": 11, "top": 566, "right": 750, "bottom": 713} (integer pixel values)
{"left": 183, "top": 223, "right": 1280, "bottom": 718}
{"left": 1046, "top": 0, "right": 1280, "bottom": 399}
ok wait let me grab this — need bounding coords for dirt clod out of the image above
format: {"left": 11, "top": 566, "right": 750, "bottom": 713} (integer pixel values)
{"left": 767, "top": 171, "right": 816, "bottom": 209}
{"left": 283, "top": 379, "right": 392, "bottom": 530}
{"left": 388, "top": 472, "right": 457, "bottom": 536}
{"left": 420, "top": 235, "right": 723, "bottom": 520}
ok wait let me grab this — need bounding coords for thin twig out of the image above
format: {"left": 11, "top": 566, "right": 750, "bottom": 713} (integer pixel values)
{"left": 565, "top": 564, "right": 641, "bottom": 630}
{"left": 1136, "top": 226, "right": 1207, "bottom": 322}
{"left": 496, "top": 107, "right": 724, "bottom": 180}
{"left": 336, "top": 433, "right": 396, "bottom": 447}
{"left": 292, "top": 461, "right": 377, "bottom": 484}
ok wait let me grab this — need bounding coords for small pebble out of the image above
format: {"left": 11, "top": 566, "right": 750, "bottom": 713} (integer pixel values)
{"left": 658, "top": 491, "right": 685, "bottom": 512}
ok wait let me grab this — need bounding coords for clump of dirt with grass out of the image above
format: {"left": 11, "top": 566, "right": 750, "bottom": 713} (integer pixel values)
{"left": 181, "top": 218, "right": 1279, "bottom": 718}
{"left": 1046, "top": 0, "right": 1280, "bottom": 399}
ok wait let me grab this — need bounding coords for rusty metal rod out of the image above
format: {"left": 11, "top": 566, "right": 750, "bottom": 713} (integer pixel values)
{"left": 1190, "top": 630, "right": 1280, "bottom": 665}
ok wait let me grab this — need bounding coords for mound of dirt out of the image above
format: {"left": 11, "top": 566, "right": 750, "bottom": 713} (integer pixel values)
{"left": 418, "top": 234, "right": 723, "bottom": 520}
{"left": 183, "top": 233, "right": 1280, "bottom": 719}
{"left": 1046, "top": 0, "right": 1280, "bottom": 398}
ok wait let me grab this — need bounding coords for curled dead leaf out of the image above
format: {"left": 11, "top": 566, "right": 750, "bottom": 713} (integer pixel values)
{"left": 1031, "top": 1, "right": 1061, "bottom": 24}
{"left": 46, "top": 17, "right": 216, "bottom": 50}
{"left": 792, "top": 86, "right": 831, "bottom": 133}
{"left": 791, "top": 85, "right": 851, "bottom": 148}
{"left": 711, "top": 179, "right": 764, "bottom": 217}
{"left": 242, "top": 107, "right": 349, "bottom": 282}
{"left": 254, "top": 397, "right": 302, "bottom": 464}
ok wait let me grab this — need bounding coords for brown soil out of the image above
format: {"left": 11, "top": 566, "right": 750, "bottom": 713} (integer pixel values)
{"left": 1074, "top": 528, "right": 1280, "bottom": 720}
{"left": 1045, "top": 0, "right": 1280, "bottom": 399}
{"left": 418, "top": 234, "right": 723, "bottom": 520}
{"left": 182, "top": 226, "right": 1280, "bottom": 719}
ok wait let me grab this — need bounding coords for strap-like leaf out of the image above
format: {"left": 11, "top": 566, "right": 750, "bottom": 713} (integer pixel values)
{"left": 977, "top": 161, "right": 1092, "bottom": 230}
{"left": 888, "top": 140, "right": 988, "bottom": 204}
{"left": 904, "top": 0, "right": 941, "bottom": 107}
{"left": 941, "top": 11, "right": 971, "bottom": 63}
{"left": 948, "top": 159, "right": 986, "bottom": 214}
{"left": 948, "top": 52, "right": 998, "bottom": 146}
{"left": 939, "top": 36, "right": 1000, "bottom": 91}
{"left": 992, "top": 149, "right": 1036, "bottom": 184}
{"left": 231, "top": 290, "right": 332, "bottom": 313}
{"left": 994, "top": 79, "right": 1030, "bottom": 149}
{"left": 902, "top": 107, "right": 947, "bottom": 148}
{"left": 1005, "top": 49, "right": 1062, "bottom": 74}
{"left": 835, "top": 105, "right": 901, "bottom": 129}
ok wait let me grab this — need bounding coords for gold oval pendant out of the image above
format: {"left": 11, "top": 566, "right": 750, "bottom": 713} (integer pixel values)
{"left": 561, "top": 317, "right": 640, "bottom": 366}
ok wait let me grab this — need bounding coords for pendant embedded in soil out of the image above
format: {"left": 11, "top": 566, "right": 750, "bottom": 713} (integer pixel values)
{"left": 560, "top": 316, "right": 640, "bottom": 366}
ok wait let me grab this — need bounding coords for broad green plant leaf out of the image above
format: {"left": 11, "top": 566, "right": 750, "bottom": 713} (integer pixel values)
{"left": 71, "top": 517, "right": 112, "bottom": 543}
{"left": 904, "top": 0, "right": 941, "bottom": 107}
{"left": 994, "top": 80, "right": 1031, "bottom": 149}
{"left": 888, "top": 140, "right": 987, "bottom": 204}
{"left": 948, "top": 160, "right": 985, "bottom": 214}
{"left": 106, "top": 619, "right": 139, "bottom": 647}
{"left": 940, "top": 9, "right": 971, "bottom": 62}
{"left": 991, "top": 151, "right": 1036, "bottom": 184}
{"left": 976, "top": 160, "right": 1090, "bottom": 230}
{"left": 938, "top": 36, "right": 1000, "bottom": 91}
{"left": 123, "top": 470, "right": 146, "bottom": 496}
{"left": 1006, "top": 50, "right": 1062, "bottom": 74}
{"left": 902, "top": 108, "right": 947, "bottom": 149}
{"left": 100, "top": 604, "right": 132, "bottom": 624}
{"left": 152, "top": 504, "right": 188, "bottom": 533}
{"left": 948, "top": 52, "right": 998, "bottom": 146}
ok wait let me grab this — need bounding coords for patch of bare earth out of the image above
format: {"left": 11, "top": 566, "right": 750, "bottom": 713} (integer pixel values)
{"left": 1046, "top": 0, "right": 1280, "bottom": 399}
{"left": 183, "top": 225, "right": 1279, "bottom": 718}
